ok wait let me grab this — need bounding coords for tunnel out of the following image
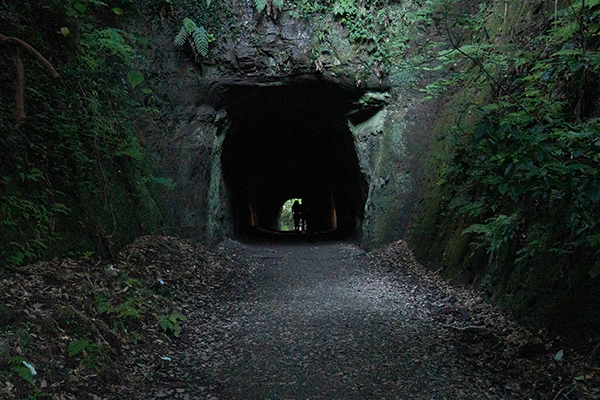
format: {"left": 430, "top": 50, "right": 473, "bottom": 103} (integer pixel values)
{"left": 219, "top": 79, "right": 368, "bottom": 239}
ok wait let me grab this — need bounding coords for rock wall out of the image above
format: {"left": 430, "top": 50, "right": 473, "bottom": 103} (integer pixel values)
{"left": 350, "top": 91, "right": 414, "bottom": 247}
{"left": 134, "top": 1, "right": 399, "bottom": 243}
{"left": 132, "top": 0, "right": 467, "bottom": 250}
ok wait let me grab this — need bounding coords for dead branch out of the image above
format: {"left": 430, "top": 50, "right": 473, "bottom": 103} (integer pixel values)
{"left": 0, "top": 34, "right": 59, "bottom": 124}
{"left": 9, "top": 49, "right": 26, "bottom": 124}
{"left": 0, "top": 34, "right": 59, "bottom": 78}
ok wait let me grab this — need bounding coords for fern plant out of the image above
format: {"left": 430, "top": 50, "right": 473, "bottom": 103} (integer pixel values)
{"left": 159, "top": 311, "right": 187, "bottom": 337}
{"left": 255, "top": 0, "right": 283, "bottom": 16}
{"left": 9, "top": 357, "right": 35, "bottom": 383}
{"left": 174, "top": 18, "right": 212, "bottom": 59}
{"left": 254, "top": 0, "right": 267, "bottom": 12}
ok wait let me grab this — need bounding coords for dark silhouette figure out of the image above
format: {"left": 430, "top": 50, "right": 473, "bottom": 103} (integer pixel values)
{"left": 292, "top": 200, "right": 304, "bottom": 232}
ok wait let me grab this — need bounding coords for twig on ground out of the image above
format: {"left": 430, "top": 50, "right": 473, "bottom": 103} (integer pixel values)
{"left": 441, "top": 324, "right": 486, "bottom": 331}
{"left": 590, "top": 340, "right": 600, "bottom": 358}
{"left": 552, "top": 383, "right": 575, "bottom": 400}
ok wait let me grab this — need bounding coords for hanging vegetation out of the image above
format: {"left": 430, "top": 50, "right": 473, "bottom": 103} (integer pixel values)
{"left": 404, "top": 0, "right": 600, "bottom": 330}
{"left": 0, "top": 0, "right": 166, "bottom": 268}
{"left": 174, "top": 17, "right": 212, "bottom": 59}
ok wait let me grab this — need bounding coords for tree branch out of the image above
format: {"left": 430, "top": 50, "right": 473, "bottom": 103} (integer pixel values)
{"left": 9, "top": 49, "right": 26, "bottom": 125}
{"left": 0, "top": 34, "right": 59, "bottom": 124}
{"left": 441, "top": 15, "right": 543, "bottom": 126}
{"left": 0, "top": 34, "right": 59, "bottom": 78}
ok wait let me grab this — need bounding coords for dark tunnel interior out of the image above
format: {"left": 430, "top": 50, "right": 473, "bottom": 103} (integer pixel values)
{"left": 220, "top": 80, "right": 368, "bottom": 239}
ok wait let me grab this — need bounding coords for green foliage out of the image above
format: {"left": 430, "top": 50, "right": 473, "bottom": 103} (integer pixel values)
{"left": 80, "top": 28, "right": 135, "bottom": 70}
{"left": 411, "top": 0, "right": 600, "bottom": 328}
{"left": 9, "top": 357, "right": 34, "bottom": 384}
{"left": 443, "top": 0, "right": 600, "bottom": 273}
{"left": 254, "top": 0, "right": 267, "bottom": 13}
{"left": 463, "top": 213, "right": 520, "bottom": 253}
{"left": 174, "top": 17, "right": 213, "bottom": 58}
{"left": 113, "top": 298, "right": 144, "bottom": 318}
{"left": 159, "top": 311, "right": 187, "bottom": 337}
{"left": 289, "top": 0, "right": 328, "bottom": 17}
{"left": 278, "top": 198, "right": 301, "bottom": 231}
{"left": 67, "top": 338, "right": 95, "bottom": 356}
{"left": 254, "top": 0, "right": 283, "bottom": 15}
{"left": 289, "top": 0, "right": 422, "bottom": 83}
{"left": 127, "top": 70, "right": 144, "bottom": 88}
{"left": 175, "top": 0, "right": 225, "bottom": 32}
{"left": 67, "top": 339, "right": 108, "bottom": 370}
{"left": 95, "top": 279, "right": 148, "bottom": 320}
{"left": 1, "top": 193, "right": 70, "bottom": 266}
{"left": 0, "top": 0, "right": 166, "bottom": 268}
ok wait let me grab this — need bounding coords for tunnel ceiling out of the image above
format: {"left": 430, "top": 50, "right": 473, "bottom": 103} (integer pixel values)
{"left": 220, "top": 79, "right": 369, "bottom": 237}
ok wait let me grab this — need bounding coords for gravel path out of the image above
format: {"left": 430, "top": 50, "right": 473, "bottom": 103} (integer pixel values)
{"left": 172, "top": 241, "right": 514, "bottom": 399}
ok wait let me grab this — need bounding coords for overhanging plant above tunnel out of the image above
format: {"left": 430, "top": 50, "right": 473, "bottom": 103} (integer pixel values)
{"left": 174, "top": 17, "right": 215, "bottom": 59}
{"left": 254, "top": 0, "right": 283, "bottom": 17}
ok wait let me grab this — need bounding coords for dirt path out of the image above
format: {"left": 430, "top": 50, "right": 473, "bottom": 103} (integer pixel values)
{"left": 161, "top": 241, "right": 535, "bottom": 399}
{"left": 2, "top": 236, "right": 595, "bottom": 399}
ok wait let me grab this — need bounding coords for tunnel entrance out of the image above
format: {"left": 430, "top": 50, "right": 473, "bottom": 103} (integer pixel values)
{"left": 220, "top": 79, "right": 368, "bottom": 239}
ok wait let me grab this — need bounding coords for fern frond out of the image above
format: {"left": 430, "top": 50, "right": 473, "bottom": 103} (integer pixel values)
{"left": 174, "top": 25, "right": 189, "bottom": 47}
{"left": 254, "top": 0, "right": 267, "bottom": 13}
{"left": 182, "top": 17, "right": 197, "bottom": 33}
{"left": 174, "top": 18, "right": 210, "bottom": 58}
{"left": 332, "top": 3, "right": 345, "bottom": 16}
{"left": 272, "top": 0, "right": 284, "bottom": 10}
{"left": 192, "top": 26, "right": 209, "bottom": 57}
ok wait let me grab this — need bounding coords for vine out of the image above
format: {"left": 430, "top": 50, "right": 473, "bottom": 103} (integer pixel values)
{"left": 0, "top": 0, "right": 166, "bottom": 268}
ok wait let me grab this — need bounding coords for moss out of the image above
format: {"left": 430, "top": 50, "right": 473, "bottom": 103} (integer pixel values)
{"left": 373, "top": 193, "right": 402, "bottom": 245}
{"left": 207, "top": 131, "right": 230, "bottom": 240}
{"left": 440, "top": 221, "right": 472, "bottom": 279}
{"left": 351, "top": 109, "right": 386, "bottom": 139}
{"left": 311, "top": 14, "right": 353, "bottom": 64}
{"left": 356, "top": 100, "right": 418, "bottom": 247}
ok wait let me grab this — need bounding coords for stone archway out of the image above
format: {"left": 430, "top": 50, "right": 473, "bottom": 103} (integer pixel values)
{"left": 218, "top": 79, "right": 368, "bottom": 239}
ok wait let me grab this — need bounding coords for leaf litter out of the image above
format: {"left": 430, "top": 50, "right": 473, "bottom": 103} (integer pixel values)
{"left": 0, "top": 237, "right": 598, "bottom": 399}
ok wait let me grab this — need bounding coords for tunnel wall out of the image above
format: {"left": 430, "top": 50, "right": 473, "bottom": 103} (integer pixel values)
{"left": 207, "top": 129, "right": 233, "bottom": 240}
{"left": 349, "top": 92, "right": 415, "bottom": 247}
{"left": 147, "top": 79, "right": 415, "bottom": 246}
{"left": 185, "top": 81, "right": 419, "bottom": 247}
